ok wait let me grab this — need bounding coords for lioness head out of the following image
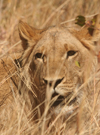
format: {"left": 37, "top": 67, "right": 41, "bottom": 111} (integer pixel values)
{"left": 18, "top": 16, "right": 100, "bottom": 118}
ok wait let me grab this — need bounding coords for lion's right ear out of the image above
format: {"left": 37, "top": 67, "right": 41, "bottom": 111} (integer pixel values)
{"left": 18, "top": 20, "right": 46, "bottom": 50}
{"left": 73, "top": 15, "right": 100, "bottom": 51}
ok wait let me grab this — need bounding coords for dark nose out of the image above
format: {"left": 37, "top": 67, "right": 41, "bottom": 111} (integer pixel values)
{"left": 43, "top": 77, "right": 63, "bottom": 89}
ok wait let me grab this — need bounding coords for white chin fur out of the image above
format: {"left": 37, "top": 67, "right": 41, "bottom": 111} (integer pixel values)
{"left": 53, "top": 105, "right": 74, "bottom": 117}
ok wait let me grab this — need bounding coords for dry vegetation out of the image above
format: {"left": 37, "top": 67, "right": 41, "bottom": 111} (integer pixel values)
{"left": 0, "top": 0, "right": 100, "bottom": 135}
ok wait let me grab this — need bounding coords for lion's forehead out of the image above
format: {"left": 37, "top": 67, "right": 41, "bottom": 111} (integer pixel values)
{"left": 43, "top": 27, "right": 75, "bottom": 43}
{"left": 35, "top": 26, "right": 83, "bottom": 53}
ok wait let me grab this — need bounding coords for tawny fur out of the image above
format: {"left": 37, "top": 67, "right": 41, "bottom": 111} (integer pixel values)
{"left": 0, "top": 15, "right": 100, "bottom": 134}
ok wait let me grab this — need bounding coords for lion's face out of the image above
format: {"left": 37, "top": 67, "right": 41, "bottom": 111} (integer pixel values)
{"left": 18, "top": 19, "right": 99, "bottom": 116}
{"left": 31, "top": 27, "right": 93, "bottom": 95}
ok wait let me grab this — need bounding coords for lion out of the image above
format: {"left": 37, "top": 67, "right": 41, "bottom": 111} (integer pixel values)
{"left": 0, "top": 15, "right": 100, "bottom": 132}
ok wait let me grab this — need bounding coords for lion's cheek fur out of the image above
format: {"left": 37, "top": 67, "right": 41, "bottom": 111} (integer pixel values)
{"left": 29, "top": 61, "right": 46, "bottom": 99}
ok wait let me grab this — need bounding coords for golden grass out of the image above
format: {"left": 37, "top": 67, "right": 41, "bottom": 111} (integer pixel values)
{"left": 0, "top": 0, "right": 100, "bottom": 135}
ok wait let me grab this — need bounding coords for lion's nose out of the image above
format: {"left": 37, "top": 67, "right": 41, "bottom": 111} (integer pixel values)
{"left": 43, "top": 77, "right": 64, "bottom": 89}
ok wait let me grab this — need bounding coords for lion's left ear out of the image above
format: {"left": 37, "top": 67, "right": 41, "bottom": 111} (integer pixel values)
{"left": 18, "top": 20, "right": 46, "bottom": 50}
{"left": 73, "top": 15, "right": 100, "bottom": 51}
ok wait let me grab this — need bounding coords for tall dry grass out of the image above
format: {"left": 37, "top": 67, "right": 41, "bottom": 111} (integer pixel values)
{"left": 0, "top": 0, "right": 100, "bottom": 55}
{"left": 0, "top": 0, "right": 100, "bottom": 135}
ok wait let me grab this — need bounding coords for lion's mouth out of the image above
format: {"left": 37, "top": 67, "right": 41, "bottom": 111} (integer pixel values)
{"left": 51, "top": 92, "right": 77, "bottom": 107}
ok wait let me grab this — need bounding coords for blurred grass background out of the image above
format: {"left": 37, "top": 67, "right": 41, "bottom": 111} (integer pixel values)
{"left": 0, "top": 0, "right": 100, "bottom": 135}
{"left": 0, "top": 0, "right": 100, "bottom": 55}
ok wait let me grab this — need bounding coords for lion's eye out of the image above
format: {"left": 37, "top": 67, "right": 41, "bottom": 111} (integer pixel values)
{"left": 35, "top": 53, "right": 43, "bottom": 59}
{"left": 67, "top": 50, "right": 77, "bottom": 58}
